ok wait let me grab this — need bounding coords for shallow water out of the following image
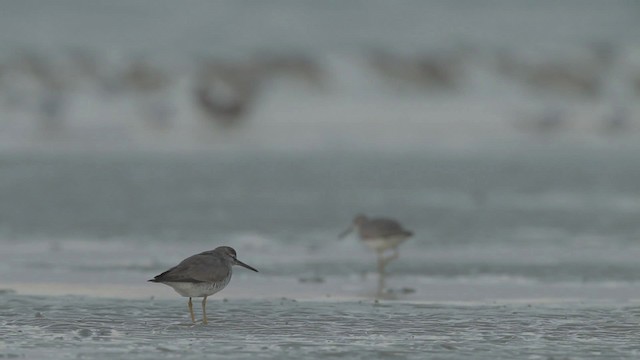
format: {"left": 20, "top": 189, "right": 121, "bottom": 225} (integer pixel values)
{"left": 3, "top": 294, "right": 640, "bottom": 359}
{"left": 2, "top": 146, "right": 640, "bottom": 358}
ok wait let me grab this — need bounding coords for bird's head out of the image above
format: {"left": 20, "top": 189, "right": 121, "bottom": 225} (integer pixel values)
{"left": 215, "top": 246, "right": 258, "bottom": 272}
{"left": 338, "top": 214, "right": 368, "bottom": 239}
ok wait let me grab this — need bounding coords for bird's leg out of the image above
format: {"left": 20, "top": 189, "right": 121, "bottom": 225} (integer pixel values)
{"left": 377, "top": 271, "right": 387, "bottom": 296}
{"left": 383, "top": 248, "right": 399, "bottom": 266}
{"left": 188, "top": 297, "right": 196, "bottom": 323}
{"left": 376, "top": 250, "right": 386, "bottom": 295}
{"left": 376, "top": 250, "right": 385, "bottom": 275}
{"left": 201, "top": 296, "right": 208, "bottom": 325}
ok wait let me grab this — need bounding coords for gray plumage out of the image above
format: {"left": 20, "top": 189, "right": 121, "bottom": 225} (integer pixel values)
{"left": 149, "top": 246, "right": 257, "bottom": 324}
{"left": 150, "top": 250, "right": 231, "bottom": 284}
{"left": 357, "top": 218, "right": 413, "bottom": 239}
{"left": 340, "top": 214, "right": 413, "bottom": 245}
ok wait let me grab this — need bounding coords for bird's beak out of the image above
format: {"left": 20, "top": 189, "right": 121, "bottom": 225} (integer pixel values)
{"left": 234, "top": 258, "right": 259, "bottom": 272}
{"left": 338, "top": 225, "right": 354, "bottom": 239}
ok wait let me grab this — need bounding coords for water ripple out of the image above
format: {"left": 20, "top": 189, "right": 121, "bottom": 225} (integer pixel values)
{"left": 2, "top": 294, "right": 640, "bottom": 359}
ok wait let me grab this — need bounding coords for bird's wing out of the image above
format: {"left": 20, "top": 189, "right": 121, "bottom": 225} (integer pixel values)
{"left": 152, "top": 253, "right": 230, "bottom": 283}
{"left": 362, "top": 218, "right": 411, "bottom": 238}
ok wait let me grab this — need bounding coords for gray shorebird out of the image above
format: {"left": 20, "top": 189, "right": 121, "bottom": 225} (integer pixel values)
{"left": 149, "top": 246, "right": 258, "bottom": 324}
{"left": 339, "top": 214, "right": 413, "bottom": 292}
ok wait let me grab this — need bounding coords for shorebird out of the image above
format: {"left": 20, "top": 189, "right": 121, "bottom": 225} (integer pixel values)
{"left": 149, "top": 246, "right": 258, "bottom": 324}
{"left": 339, "top": 214, "right": 413, "bottom": 292}
{"left": 193, "top": 60, "right": 261, "bottom": 128}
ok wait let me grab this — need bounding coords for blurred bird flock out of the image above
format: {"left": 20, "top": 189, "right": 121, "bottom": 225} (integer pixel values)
{"left": 1, "top": 42, "right": 639, "bottom": 147}
{"left": 0, "top": 1, "right": 638, "bottom": 151}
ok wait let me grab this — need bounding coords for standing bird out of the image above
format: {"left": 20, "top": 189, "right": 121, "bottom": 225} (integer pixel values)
{"left": 339, "top": 214, "right": 413, "bottom": 293}
{"left": 149, "top": 246, "right": 258, "bottom": 324}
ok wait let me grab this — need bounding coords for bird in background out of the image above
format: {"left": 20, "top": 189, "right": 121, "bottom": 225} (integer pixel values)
{"left": 339, "top": 214, "right": 413, "bottom": 294}
{"left": 149, "top": 246, "right": 258, "bottom": 324}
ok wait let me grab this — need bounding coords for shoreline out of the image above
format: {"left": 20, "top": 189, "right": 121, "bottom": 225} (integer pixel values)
{"left": 4, "top": 276, "right": 640, "bottom": 305}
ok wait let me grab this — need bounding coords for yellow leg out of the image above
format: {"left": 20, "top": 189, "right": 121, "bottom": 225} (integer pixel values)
{"left": 376, "top": 250, "right": 385, "bottom": 274}
{"left": 188, "top": 297, "right": 195, "bottom": 323}
{"left": 376, "top": 250, "right": 386, "bottom": 296}
{"left": 383, "top": 248, "right": 399, "bottom": 266}
{"left": 201, "top": 296, "right": 208, "bottom": 325}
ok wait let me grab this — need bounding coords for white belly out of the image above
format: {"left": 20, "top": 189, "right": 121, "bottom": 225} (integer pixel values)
{"left": 164, "top": 276, "right": 231, "bottom": 297}
{"left": 362, "top": 235, "right": 408, "bottom": 251}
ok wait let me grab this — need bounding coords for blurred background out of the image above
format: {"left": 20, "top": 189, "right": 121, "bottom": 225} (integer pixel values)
{"left": 1, "top": 0, "right": 640, "bottom": 300}
{"left": 0, "top": 0, "right": 639, "bottom": 150}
